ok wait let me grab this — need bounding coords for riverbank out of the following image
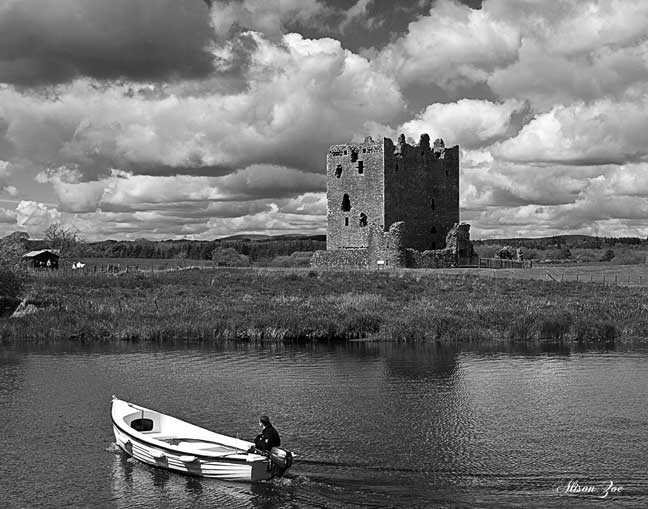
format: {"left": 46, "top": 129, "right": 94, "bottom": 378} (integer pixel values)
{"left": 2, "top": 268, "right": 647, "bottom": 343}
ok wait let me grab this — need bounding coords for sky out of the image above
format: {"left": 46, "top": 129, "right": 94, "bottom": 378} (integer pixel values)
{"left": 1, "top": 0, "right": 648, "bottom": 241}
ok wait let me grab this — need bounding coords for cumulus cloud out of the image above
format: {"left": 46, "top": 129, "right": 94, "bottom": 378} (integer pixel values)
{"left": 3, "top": 0, "right": 648, "bottom": 240}
{"left": 339, "top": 0, "right": 375, "bottom": 32}
{"left": 2, "top": 189, "right": 327, "bottom": 240}
{"left": 488, "top": 39, "right": 648, "bottom": 109}
{"left": 37, "top": 165, "right": 325, "bottom": 214}
{"left": 208, "top": 0, "right": 331, "bottom": 39}
{"left": 485, "top": 0, "right": 648, "bottom": 107}
{"left": 0, "top": 159, "right": 8, "bottom": 186}
{"left": 0, "top": 0, "right": 215, "bottom": 85}
{"left": 492, "top": 99, "right": 648, "bottom": 165}
{"left": 0, "top": 206, "right": 16, "bottom": 224}
{"left": 460, "top": 152, "right": 648, "bottom": 238}
{"left": 63, "top": 192, "right": 325, "bottom": 241}
{"left": 485, "top": 0, "right": 648, "bottom": 55}
{"left": 374, "top": 0, "right": 648, "bottom": 109}
{"left": 375, "top": 0, "right": 519, "bottom": 92}
{"left": 0, "top": 33, "right": 403, "bottom": 178}
{"left": 0, "top": 159, "right": 16, "bottom": 195}
{"left": 399, "top": 99, "right": 525, "bottom": 149}
{"left": 15, "top": 200, "right": 61, "bottom": 230}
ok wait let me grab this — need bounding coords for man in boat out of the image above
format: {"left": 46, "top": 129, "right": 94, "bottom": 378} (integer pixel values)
{"left": 253, "top": 415, "right": 281, "bottom": 452}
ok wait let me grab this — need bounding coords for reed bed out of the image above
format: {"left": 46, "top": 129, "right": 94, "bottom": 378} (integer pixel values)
{"left": 2, "top": 268, "right": 647, "bottom": 344}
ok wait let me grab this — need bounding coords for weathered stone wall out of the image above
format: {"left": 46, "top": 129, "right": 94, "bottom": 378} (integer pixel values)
{"left": 445, "top": 222, "right": 476, "bottom": 262}
{"left": 403, "top": 222, "right": 474, "bottom": 268}
{"left": 326, "top": 136, "right": 385, "bottom": 250}
{"left": 366, "top": 221, "right": 406, "bottom": 268}
{"left": 312, "top": 221, "right": 476, "bottom": 269}
{"left": 405, "top": 248, "right": 456, "bottom": 268}
{"left": 311, "top": 248, "right": 369, "bottom": 268}
{"left": 384, "top": 134, "right": 459, "bottom": 251}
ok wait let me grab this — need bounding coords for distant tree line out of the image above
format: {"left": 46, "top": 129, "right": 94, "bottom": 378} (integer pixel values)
{"left": 17, "top": 224, "right": 648, "bottom": 265}
{"left": 0, "top": 232, "right": 29, "bottom": 303}
{"left": 25, "top": 235, "right": 327, "bottom": 262}
{"left": 473, "top": 235, "right": 647, "bottom": 250}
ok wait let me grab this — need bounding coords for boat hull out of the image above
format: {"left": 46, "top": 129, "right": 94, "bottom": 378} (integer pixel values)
{"left": 112, "top": 425, "right": 272, "bottom": 481}
{"left": 111, "top": 398, "right": 287, "bottom": 482}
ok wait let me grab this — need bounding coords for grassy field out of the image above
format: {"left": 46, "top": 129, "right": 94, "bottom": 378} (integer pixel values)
{"left": 2, "top": 267, "right": 647, "bottom": 344}
{"left": 56, "top": 257, "right": 220, "bottom": 270}
{"left": 428, "top": 263, "right": 648, "bottom": 286}
{"left": 48, "top": 256, "right": 648, "bottom": 285}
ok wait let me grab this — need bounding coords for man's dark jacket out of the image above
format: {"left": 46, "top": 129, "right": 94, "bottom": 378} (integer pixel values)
{"left": 254, "top": 425, "right": 281, "bottom": 451}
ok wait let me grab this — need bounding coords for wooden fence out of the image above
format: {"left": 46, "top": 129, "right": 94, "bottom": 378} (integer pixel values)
{"left": 479, "top": 257, "right": 533, "bottom": 269}
{"left": 543, "top": 272, "right": 646, "bottom": 286}
{"left": 28, "top": 262, "right": 215, "bottom": 277}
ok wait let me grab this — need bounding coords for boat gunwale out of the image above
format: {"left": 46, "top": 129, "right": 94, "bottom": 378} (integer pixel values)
{"left": 111, "top": 403, "right": 262, "bottom": 464}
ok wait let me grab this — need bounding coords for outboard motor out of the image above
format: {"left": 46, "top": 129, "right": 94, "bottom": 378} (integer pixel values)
{"left": 269, "top": 447, "right": 293, "bottom": 477}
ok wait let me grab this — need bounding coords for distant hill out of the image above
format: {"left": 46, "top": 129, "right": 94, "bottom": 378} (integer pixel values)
{"left": 476, "top": 234, "right": 597, "bottom": 244}
{"left": 473, "top": 234, "right": 647, "bottom": 249}
{"left": 218, "top": 233, "right": 326, "bottom": 242}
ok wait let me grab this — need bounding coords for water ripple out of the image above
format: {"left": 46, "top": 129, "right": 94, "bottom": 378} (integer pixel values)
{"left": 1, "top": 342, "right": 646, "bottom": 508}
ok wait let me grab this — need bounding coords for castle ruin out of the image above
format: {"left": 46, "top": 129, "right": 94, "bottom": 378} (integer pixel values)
{"left": 312, "top": 134, "right": 476, "bottom": 268}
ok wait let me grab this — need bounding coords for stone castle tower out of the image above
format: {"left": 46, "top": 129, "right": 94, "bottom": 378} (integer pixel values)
{"left": 326, "top": 134, "right": 459, "bottom": 252}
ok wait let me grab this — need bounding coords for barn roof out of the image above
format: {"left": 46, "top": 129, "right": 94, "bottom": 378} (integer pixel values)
{"left": 22, "top": 249, "right": 61, "bottom": 258}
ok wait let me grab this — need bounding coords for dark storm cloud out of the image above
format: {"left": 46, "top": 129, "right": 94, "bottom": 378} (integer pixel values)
{"left": 0, "top": 0, "right": 215, "bottom": 85}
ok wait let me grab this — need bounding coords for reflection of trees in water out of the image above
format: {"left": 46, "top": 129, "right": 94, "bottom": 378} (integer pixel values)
{"left": 382, "top": 343, "right": 460, "bottom": 380}
{"left": 0, "top": 350, "right": 27, "bottom": 399}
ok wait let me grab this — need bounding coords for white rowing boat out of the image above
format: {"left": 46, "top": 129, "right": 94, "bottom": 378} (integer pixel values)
{"left": 111, "top": 396, "right": 293, "bottom": 481}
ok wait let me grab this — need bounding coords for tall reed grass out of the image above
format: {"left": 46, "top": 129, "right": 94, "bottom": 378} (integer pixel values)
{"left": 2, "top": 268, "right": 647, "bottom": 344}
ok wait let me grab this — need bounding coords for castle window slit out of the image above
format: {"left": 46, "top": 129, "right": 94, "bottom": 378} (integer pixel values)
{"left": 359, "top": 213, "right": 367, "bottom": 227}
{"left": 341, "top": 193, "right": 351, "bottom": 212}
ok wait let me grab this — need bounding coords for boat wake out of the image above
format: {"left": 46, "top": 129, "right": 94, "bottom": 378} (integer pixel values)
{"left": 296, "top": 457, "right": 424, "bottom": 474}
{"left": 105, "top": 442, "right": 121, "bottom": 453}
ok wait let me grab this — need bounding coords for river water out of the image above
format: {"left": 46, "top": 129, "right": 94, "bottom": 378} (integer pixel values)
{"left": 1, "top": 341, "right": 646, "bottom": 508}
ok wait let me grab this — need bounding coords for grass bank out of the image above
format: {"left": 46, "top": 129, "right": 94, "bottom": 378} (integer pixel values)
{"left": 2, "top": 268, "right": 647, "bottom": 344}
